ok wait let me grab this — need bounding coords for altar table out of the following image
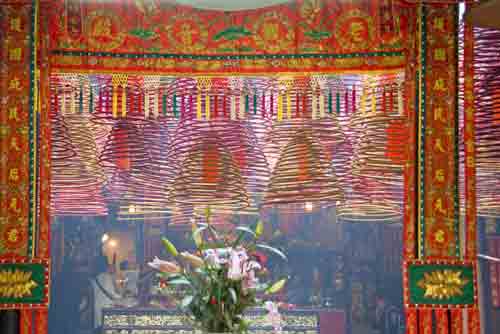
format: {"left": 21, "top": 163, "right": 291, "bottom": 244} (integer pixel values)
{"left": 102, "top": 307, "right": 345, "bottom": 334}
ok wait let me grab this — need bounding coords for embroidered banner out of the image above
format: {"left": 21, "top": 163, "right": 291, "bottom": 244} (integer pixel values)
{"left": 47, "top": 0, "right": 414, "bottom": 74}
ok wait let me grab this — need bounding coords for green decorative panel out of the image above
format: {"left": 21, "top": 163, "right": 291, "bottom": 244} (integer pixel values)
{"left": 0, "top": 258, "right": 50, "bottom": 309}
{"left": 404, "top": 260, "right": 477, "bottom": 307}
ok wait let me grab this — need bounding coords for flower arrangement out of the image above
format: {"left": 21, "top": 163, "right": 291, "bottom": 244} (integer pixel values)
{"left": 149, "top": 211, "right": 288, "bottom": 334}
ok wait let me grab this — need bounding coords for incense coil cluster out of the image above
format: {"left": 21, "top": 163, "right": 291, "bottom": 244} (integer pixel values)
{"left": 50, "top": 83, "right": 108, "bottom": 216}
{"left": 263, "top": 131, "right": 343, "bottom": 210}
{"left": 472, "top": 28, "right": 500, "bottom": 217}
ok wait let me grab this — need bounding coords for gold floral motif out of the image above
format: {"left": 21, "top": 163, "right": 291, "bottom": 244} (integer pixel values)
{"left": 85, "top": 10, "right": 125, "bottom": 51}
{"left": 254, "top": 12, "right": 294, "bottom": 53}
{"left": 417, "top": 269, "right": 469, "bottom": 300}
{"left": 0, "top": 269, "right": 38, "bottom": 298}
{"left": 335, "top": 9, "right": 374, "bottom": 52}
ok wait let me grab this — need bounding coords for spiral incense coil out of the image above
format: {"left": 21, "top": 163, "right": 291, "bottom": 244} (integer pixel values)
{"left": 263, "top": 131, "right": 343, "bottom": 209}
{"left": 99, "top": 120, "right": 151, "bottom": 202}
{"left": 168, "top": 137, "right": 249, "bottom": 213}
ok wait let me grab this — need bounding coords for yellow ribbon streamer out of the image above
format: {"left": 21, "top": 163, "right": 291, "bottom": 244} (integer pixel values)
{"left": 319, "top": 93, "right": 325, "bottom": 119}
{"left": 311, "top": 93, "right": 317, "bottom": 120}
{"left": 398, "top": 86, "right": 404, "bottom": 115}
{"left": 277, "top": 93, "right": 283, "bottom": 121}
{"left": 112, "top": 85, "right": 118, "bottom": 118}
{"left": 121, "top": 85, "right": 127, "bottom": 117}
{"left": 61, "top": 91, "right": 66, "bottom": 115}
{"left": 196, "top": 92, "right": 202, "bottom": 120}
{"left": 371, "top": 87, "right": 376, "bottom": 114}
{"left": 70, "top": 90, "right": 76, "bottom": 114}
{"left": 230, "top": 96, "right": 236, "bottom": 120}
{"left": 286, "top": 92, "right": 292, "bottom": 119}
{"left": 205, "top": 94, "right": 211, "bottom": 120}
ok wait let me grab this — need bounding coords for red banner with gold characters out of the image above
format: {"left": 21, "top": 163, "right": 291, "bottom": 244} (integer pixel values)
{"left": 46, "top": 0, "right": 415, "bottom": 74}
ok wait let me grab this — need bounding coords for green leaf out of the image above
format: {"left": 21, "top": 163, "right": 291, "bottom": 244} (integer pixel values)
{"left": 265, "top": 278, "right": 287, "bottom": 294}
{"left": 256, "top": 244, "right": 287, "bottom": 261}
{"left": 129, "top": 28, "right": 156, "bottom": 40}
{"left": 162, "top": 237, "right": 179, "bottom": 257}
{"left": 181, "top": 295, "right": 194, "bottom": 309}
{"left": 304, "top": 30, "right": 331, "bottom": 40}
{"left": 213, "top": 26, "right": 252, "bottom": 41}
{"left": 255, "top": 220, "right": 264, "bottom": 238}
{"left": 168, "top": 278, "right": 191, "bottom": 286}
{"left": 228, "top": 287, "right": 238, "bottom": 304}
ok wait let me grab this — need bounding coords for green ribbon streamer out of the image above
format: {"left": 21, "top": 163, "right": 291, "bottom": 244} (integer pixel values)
{"left": 328, "top": 91, "right": 333, "bottom": 114}
{"left": 336, "top": 92, "right": 340, "bottom": 114}
{"left": 245, "top": 94, "right": 249, "bottom": 115}
{"left": 162, "top": 94, "right": 167, "bottom": 116}
{"left": 253, "top": 93, "right": 257, "bottom": 115}
{"left": 173, "top": 93, "right": 178, "bottom": 118}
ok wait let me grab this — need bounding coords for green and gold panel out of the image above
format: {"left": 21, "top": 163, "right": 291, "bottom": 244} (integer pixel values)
{"left": 0, "top": 258, "right": 50, "bottom": 309}
{"left": 404, "top": 260, "right": 477, "bottom": 308}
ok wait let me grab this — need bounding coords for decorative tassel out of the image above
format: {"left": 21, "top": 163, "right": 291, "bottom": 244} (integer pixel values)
{"left": 153, "top": 89, "right": 159, "bottom": 118}
{"left": 144, "top": 89, "right": 150, "bottom": 119}
{"left": 344, "top": 89, "right": 349, "bottom": 115}
{"left": 214, "top": 94, "right": 218, "bottom": 118}
{"left": 277, "top": 93, "right": 283, "bottom": 121}
{"left": 419, "top": 309, "right": 432, "bottom": 334}
{"left": 239, "top": 94, "right": 245, "bottom": 119}
{"left": 270, "top": 92, "right": 274, "bottom": 117}
{"left": 230, "top": 96, "right": 236, "bottom": 120}
{"left": 189, "top": 94, "right": 194, "bottom": 119}
{"left": 286, "top": 92, "right": 291, "bottom": 119}
{"left": 336, "top": 91, "right": 340, "bottom": 114}
{"left": 319, "top": 93, "right": 325, "bottom": 119}
{"left": 196, "top": 91, "right": 202, "bottom": 120}
{"left": 112, "top": 85, "right": 118, "bottom": 118}
{"left": 121, "top": 85, "right": 127, "bottom": 117}
{"left": 253, "top": 93, "right": 257, "bottom": 115}
{"left": 328, "top": 91, "right": 332, "bottom": 114}
{"left": 398, "top": 85, "right": 404, "bottom": 115}
{"left": 245, "top": 94, "right": 250, "bottom": 116}
{"left": 162, "top": 93, "right": 167, "bottom": 116}
{"left": 360, "top": 88, "right": 366, "bottom": 115}
{"left": 382, "top": 85, "right": 387, "bottom": 114}
{"left": 468, "top": 308, "right": 481, "bottom": 334}
{"left": 173, "top": 93, "right": 178, "bottom": 118}
{"left": 181, "top": 94, "right": 186, "bottom": 119}
{"left": 311, "top": 92, "right": 317, "bottom": 120}
{"left": 61, "top": 90, "right": 66, "bottom": 115}
{"left": 261, "top": 93, "right": 266, "bottom": 117}
{"left": 390, "top": 84, "right": 394, "bottom": 114}
{"left": 450, "top": 309, "right": 463, "bottom": 334}
{"left": 352, "top": 85, "right": 356, "bottom": 114}
{"left": 295, "top": 93, "right": 300, "bottom": 118}
{"left": 205, "top": 94, "right": 211, "bottom": 120}
{"left": 223, "top": 95, "right": 228, "bottom": 118}
{"left": 405, "top": 309, "right": 417, "bottom": 334}
{"left": 79, "top": 85, "right": 83, "bottom": 113}
{"left": 98, "top": 87, "right": 103, "bottom": 115}
{"left": 70, "top": 89, "right": 76, "bottom": 114}
{"left": 371, "top": 86, "right": 376, "bottom": 114}
{"left": 302, "top": 94, "right": 307, "bottom": 118}
{"left": 89, "top": 87, "right": 93, "bottom": 113}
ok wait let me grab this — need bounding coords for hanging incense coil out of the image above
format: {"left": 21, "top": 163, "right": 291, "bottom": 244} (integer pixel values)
{"left": 263, "top": 131, "right": 343, "bottom": 210}
{"left": 99, "top": 120, "right": 151, "bottom": 202}
{"left": 168, "top": 136, "right": 249, "bottom": 213}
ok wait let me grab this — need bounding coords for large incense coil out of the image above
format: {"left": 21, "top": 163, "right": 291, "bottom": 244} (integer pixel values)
{"left": 473, "top": 28, "right": 500, "bottom": 217}
{"left": 167, "top": 118, "right": 270, "bottom": 196}
{"left": 168, "top": 137, "right": 249, "bottom": 212}
{"left": 263, "top": 131, "right": 343, "bottom": 209}
{"left": 99, "top": 120, "right": 152, "bottom": 202}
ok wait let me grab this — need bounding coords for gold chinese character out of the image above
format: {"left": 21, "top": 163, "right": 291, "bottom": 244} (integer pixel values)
{"left": 7, "top": 228, "right": 19, "bottom": 242}
{"left": 10, "top": 17, "right": 22, "bottom": 32}
{"left": 9, "top": 198, "right": 20, "bottom": 213}
{"left": 433, "top": 106, "right": 445, "bottom": 122}
{"left": 8, "top": 48, "right": 22, "bottom": 62}
{"left": 8, "top": 106, "right": 18, "bottom": 121}
{"left": 434, "top": 198, "right": 447, "bottom": 215}
{"left": 433, "top": 78, "right": 446, "bottom": 92}
{"left": 10, "top": 137, "right": 20, "bottom": 151}
{"left": 9, "top": 168, "right": 19, "bottom": 182}
{"left": 434, "top": 48, "right": 446, "bottom": 61}
{"left": 433, "top": 17, "right": 445, "bottom": 31}
{"left": 434, "top": 138, "right": 446, "bottom": 153}
{"left": 8, "top": 77, "right": 21, "bottom": 90}
{"left": 435, "top": 169, "right": 445, "bottom": 183}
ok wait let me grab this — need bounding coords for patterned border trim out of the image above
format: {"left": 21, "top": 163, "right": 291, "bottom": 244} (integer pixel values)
{"left": 27, "top": 0, "right": 38, "bottom": 257}
{"left": 403, "top": 259, "right": 478, "bottom": 309}
{"left": 51, "top": 50, "right": 405, "bottom": 60}
{"left": 417, "top": 5, "right": 427, "bottom": 258}
{"left": 453, "top": 5, "right": 460, "bottom": 257}
{"left": 0, "top": 257, "right": 50, "bottom": 309}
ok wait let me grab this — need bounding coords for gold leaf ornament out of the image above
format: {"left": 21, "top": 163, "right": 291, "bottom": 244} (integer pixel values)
{"left": 417, "top": 269, "right": 469, "bottom": 300}
{"left": 0, "top": 269, "right": 38, "bottom": 298}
